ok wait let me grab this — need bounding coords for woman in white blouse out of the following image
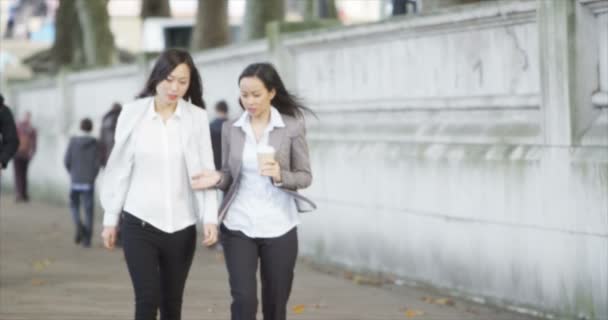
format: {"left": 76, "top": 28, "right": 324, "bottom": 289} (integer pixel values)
{"left": 100, "top": 49, "right": 218, "bottom": 320}
{"left": 192, "top": 63, "right": 316, "bottom": 320}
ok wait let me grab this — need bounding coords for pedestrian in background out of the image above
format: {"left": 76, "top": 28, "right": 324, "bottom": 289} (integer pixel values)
{"left": 209, "top": 100, "right": 229, "bottom": 171}
{"left": 64, "top": 118, "right": 100, "bottom": 247}
{"left": 14, "top": 111, "right": 36, "bottom": 202}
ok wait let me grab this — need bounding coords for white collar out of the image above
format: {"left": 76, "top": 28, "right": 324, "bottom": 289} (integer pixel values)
{"left": 233, "top": 106, "right": 285, "bottom": 129}
{"left": 146, "top": 98, "right": 184, "bottom": 120}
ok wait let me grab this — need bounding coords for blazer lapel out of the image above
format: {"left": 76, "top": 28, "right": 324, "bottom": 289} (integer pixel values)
{"left": 268, "top": 127, "right": 285, "bottom": 152}
{"left": 114, "top": 97, "right": 151, "bottom": 144}
{"left": 231, "top": 127, "right": 245, "bottom": 167}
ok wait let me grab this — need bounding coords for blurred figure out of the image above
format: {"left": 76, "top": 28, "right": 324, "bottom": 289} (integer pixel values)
{"left": 0, "top": 94, "right": 20, "bottom": 199}
{"left": 64, "top": 118, "right": 100, "bottom": 247}
{"left": 3, "top": 2, "right": 17, "bottom": 39}
{"left": 99, "top": 102, "right": 122, "bottom": 167}
{"left": 14, "top": 111, "right": 36, "bottom": 202}
{"left": 392, "top": 0, "right": 417, "bottom": 15}
{"left": 209, "top": 100, "right": 229, "bottom": 170}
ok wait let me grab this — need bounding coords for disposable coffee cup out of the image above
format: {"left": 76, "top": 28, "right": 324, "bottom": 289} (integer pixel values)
{"left": 257, "top": 145, "right": 276, "bottom": 171}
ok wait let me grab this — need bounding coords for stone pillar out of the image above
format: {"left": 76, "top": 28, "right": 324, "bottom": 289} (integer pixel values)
{"left": 266, "top": 21, "right": 296, "bottom": 90}
{"left": 537, "top": 0, "right": 600, "bottom": 145}
{"left": 537, "top": 0, "right": 575, "bottom": 146}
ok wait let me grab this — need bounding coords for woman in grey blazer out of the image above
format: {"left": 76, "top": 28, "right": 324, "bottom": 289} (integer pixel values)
{"left": 192, "top": 63, "right": 316, "bottom": 320}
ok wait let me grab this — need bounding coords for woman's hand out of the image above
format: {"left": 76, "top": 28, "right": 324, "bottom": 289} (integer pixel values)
{"left": 202, "top": 223, "right": 218, "bottom": 247}
{"left": 260, "top": 160, "right": 281, "bottom": 183}
{"left": 191, "top": 169, "right": 221, "bottom": 190}
{"left": 101, "top": 226, "right": 118, "bottom": 250}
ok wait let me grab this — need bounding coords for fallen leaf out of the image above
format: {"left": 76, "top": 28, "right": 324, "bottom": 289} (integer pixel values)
{"left": 292, "top": 304, "right": 305, "bottom": 314}
{"left": 404, "top": 309, "right": 424, "bottom": 318}
{"left": 420, "top": 296, "right": 455, "bottom": 306}
{"left": 353, "top": 275, "right": 383, "bottom": 286}
{"left": 434, "top": 298, "right": 455, "bottom": 306}
{"left": 31, "top": 279, "right": 46, "bottom": 286}
{"left": 32, "top": 259, "right": 52, "bottom": 272}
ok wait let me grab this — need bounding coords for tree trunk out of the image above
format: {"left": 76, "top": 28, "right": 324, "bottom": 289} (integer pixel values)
{"left": 318, "top": 0, "right": 338, "bottom": 19}
{"left": 304, "top": 0, "right": 315, "bottom": 20}
{"left": 242, "top": 0, "right": 284, "bottom": 41}
{"left": 141, "top": 0, "right": 171, "bottom": 19}
{"left": 303, "top": 0, "right": 337, "bottom": 20}
{"left": 51, "top": 0, "right": 81, "bottom": 67}
{"left": 75, "top": 0, "right": 116, "bottom": 67}
{"left": 191, "top": 0, "right": 230, "bottom": 51}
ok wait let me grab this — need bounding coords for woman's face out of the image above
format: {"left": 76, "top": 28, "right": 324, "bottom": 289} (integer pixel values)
{"left": 155, "top": 63, "right": 191, "bottom": 105}
{"left": 239, "top": 76, "right": 275, "bottom": 118}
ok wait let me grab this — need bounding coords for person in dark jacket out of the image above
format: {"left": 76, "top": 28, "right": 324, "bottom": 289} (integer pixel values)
{"left": 64, "top": 118, "right": 101, "bottom": 247}
{"left": 209, "top": 100, "right": 229, "bottom": 170}
{"left": 99, "top": 102, "right": 122, "bottom": 167}
{"left": 0, "top": 94, "right": 20, "bottom": 198}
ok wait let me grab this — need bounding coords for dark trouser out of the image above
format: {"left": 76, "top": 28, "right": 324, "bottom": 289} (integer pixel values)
{"left": 69, "top": 188, "right": 94, "bottom": 246}
{"left": 220, "top": 224, "right": 298, "bottom": 320}
{"left": 121, "top": 212, "right": 196, "bottom": 320}
{"left": 13, "top": 157, "right": 29, "bottom": 201}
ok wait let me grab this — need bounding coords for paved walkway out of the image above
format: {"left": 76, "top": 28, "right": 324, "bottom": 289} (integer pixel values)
{"left": 0, "top": 198, "right": 539, "bottom": 320}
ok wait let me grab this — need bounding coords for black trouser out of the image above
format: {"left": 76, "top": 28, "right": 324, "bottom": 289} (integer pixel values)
{"left": 121, "top": 212, "right": 196, "bottom": 320}
{"left": 13, "top": 157, "right": 29, "bottom": 201}
{"left": 220, "top": 224, "right": 298, "bottom": 320}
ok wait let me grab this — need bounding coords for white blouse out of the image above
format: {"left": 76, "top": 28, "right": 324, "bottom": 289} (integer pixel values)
{"left": 122, "top": 101, "right": 206, "bottom": 233}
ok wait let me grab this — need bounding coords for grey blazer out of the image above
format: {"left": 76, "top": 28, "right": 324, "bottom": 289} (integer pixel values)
{"left": 216, "top": 112, "right": 317, "bottom": 222}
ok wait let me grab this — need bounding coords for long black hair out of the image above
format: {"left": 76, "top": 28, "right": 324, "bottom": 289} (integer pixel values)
{"left": 238, "top": 63, "right": 315, "bottom": 118}
{"left": 137, "top": 48, "right": 205, "bottom": 109}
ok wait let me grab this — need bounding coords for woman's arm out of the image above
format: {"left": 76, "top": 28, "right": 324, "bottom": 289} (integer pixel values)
{"left": 196, "top": 110, "right": 219, "bottom": 225}
{"left": 278, "top": 119, "right": 312, "bottom": 190}
{"left": 215, "top": 120, "right": 233, "bottom": 191}
{"left": 101, "top": 109, "right": 134, "bottom": 228}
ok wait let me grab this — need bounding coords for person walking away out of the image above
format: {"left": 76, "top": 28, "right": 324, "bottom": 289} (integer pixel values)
{"left": 64, "top": 118, "right": 101, "bottom": 247}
